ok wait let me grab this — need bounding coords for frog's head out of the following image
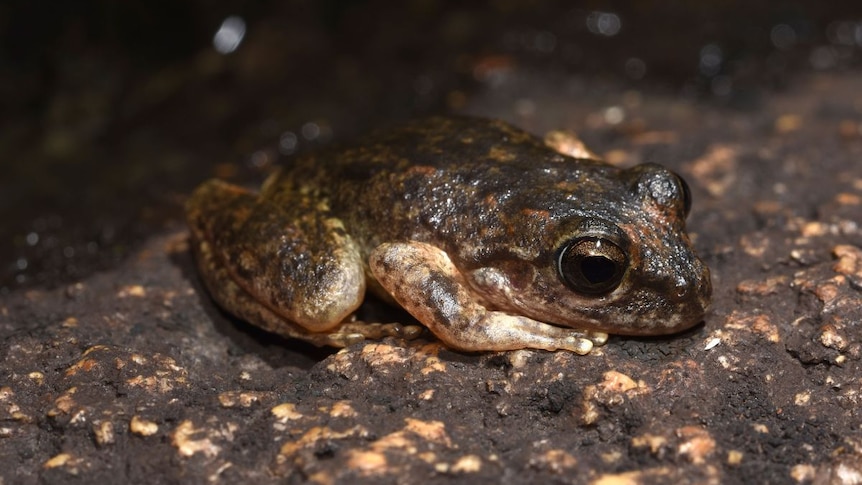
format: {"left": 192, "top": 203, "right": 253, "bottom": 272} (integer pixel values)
{"left": 468, "top": 163, "right": 712, "bottom": 336}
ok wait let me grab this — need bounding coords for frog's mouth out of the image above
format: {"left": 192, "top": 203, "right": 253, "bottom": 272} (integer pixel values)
{"left": 560, "top": 271, "right": 712, "bottom": 336}
{"left": 494, "top": 271, "right": 711, "bottom": 337}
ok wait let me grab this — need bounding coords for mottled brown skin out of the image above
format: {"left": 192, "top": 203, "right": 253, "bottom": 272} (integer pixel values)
{"left": 186, "top": 116, "right": 711, "bottom": 353}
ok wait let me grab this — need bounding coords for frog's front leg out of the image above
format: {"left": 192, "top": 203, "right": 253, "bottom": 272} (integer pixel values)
{"left": 370, "top": 241, "right": 605, "bottom": 354}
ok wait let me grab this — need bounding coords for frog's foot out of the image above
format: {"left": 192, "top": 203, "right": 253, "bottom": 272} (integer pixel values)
{"left": 370, "top": 241, "right": 606, "bottom": 354}
{"left": 461, "top": 315, "right": 606, "bottom": 354}
{"left": 303, "top": 322, "right": 426, "bottom": 348}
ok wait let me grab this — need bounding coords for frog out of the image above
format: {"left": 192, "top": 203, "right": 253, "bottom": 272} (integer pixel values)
{"left": 185, "top": 116, "right": 711, "bottom": 354}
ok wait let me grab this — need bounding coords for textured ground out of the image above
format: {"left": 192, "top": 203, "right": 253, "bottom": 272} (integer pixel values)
{"left": 3, "top": 71, "right": 862, "bottom": 484}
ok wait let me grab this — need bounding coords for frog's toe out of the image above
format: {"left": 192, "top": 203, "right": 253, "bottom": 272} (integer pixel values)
{"left": 557, "top": 330, "right": 607, "bottom": 354}
{"left": 588, "top": 331, "right": 609, "bottom": 346}
{"left": 559, "top": 336, "right": 594, "bottom": 355}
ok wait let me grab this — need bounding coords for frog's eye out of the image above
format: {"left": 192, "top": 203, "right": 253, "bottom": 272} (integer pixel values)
{"left": 671, "top": 171, "right": 693, "bottom": 218}
{"left": 627, "top": 164, "right": 693, "bottom": 219}
{"left": 557, "top": 237, "right": 629, "bottom": 295}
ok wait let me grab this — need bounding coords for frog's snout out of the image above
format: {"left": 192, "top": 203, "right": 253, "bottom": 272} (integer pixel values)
{"left": 694, "top": 265, "right": 713, "bottom": 314}
{"left": 672, "top": 265, "right": 712, "bottom": 305}
{"left": 669, "top": 263, "right": 712, "bottom": 326}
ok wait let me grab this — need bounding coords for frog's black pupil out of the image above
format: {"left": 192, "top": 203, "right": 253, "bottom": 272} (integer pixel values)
{"left": 580, "top": 256, "right": 617, "bottom": 285}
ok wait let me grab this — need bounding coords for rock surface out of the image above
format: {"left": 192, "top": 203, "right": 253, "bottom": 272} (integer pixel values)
{"left": 4, "top": 73, "right": 862, "bottom": 484}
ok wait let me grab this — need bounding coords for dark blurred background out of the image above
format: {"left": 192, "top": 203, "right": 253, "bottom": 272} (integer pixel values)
{"left": 3, "top": 0, "right": 862, "bottom": 293}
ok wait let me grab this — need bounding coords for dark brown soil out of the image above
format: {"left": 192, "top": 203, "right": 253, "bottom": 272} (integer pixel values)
{"left": 4, "top": 71, "right": 862, "bottom": 484}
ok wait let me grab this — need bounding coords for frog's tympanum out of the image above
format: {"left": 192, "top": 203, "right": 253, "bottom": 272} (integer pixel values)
{"left": 186, "top": 116, "right": 711, "bottom": 354}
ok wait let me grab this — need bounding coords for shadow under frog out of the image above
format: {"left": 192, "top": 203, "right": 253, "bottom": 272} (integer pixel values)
{"left": 185, "top": 116, "right": 712, "bottom": 354}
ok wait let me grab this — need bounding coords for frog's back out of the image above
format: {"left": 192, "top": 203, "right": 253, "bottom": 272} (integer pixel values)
{"left": 288, "top": 116, "right": 601, "bottom": 183}
{"left": 280, "top": 116, "right": 619, "bottom": 252}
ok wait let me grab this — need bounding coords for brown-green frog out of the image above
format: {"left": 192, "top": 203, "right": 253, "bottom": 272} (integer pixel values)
{"left": 186, "top": 116, "right": 711, "bottom": 354}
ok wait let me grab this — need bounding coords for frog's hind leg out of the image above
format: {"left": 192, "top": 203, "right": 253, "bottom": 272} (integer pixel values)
{"left": 186, "top": 178, "right": 366, "bottom": 342}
